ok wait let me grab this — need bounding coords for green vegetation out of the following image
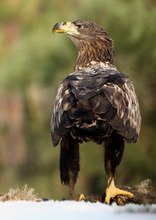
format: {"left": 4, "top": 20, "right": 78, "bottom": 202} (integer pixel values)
{"left": 0, "top": 0, "right": 155, "bottom": 199}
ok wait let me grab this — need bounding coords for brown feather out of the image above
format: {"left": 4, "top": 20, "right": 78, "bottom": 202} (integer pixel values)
{"left": 51, "top": 69, "right": 141, "bottom": 144}
{"left": 51, "top": 20, "right": 141, "bottom": 193}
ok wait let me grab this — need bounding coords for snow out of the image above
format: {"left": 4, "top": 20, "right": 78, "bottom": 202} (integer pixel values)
{"left": 0, "top": 200, "right": 155, "bottom": 220}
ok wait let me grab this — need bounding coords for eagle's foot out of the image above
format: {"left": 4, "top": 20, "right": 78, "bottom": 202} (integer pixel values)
{"left": 79, "top": 193, "right": 86, "bottom": 201}
{"left": 105, "top": 178, "right": 134, "bottom": 205}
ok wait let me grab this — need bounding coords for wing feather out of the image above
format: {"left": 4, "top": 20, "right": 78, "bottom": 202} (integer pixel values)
{"left": 51, "top": 68, "right": 141, "bottom": 145}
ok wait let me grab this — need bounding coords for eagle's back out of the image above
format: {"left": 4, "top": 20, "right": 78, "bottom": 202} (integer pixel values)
{"left": 51, "top": 68, "right": 141, "bottom": 146}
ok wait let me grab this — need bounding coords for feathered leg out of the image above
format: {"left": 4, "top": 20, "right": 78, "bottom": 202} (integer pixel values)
{"left": 60, "top": 134, "right": 80, "bottom": 198}
{"left": 104, "top": 132, "right": 134, "bottom": 204}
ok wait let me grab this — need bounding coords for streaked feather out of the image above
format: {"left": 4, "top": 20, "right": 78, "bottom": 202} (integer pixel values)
{"left": 51, "top": 67, "right": 141, "bottom": 145}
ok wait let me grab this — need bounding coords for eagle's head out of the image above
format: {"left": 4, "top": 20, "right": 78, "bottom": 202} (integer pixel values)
{"left": 52, "top": 20, "right": 114, "bottom": 69}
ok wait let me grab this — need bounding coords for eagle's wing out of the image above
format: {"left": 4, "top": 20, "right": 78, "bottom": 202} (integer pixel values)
{"left": 51, "top": 68, "right": 141, "bottom": 146}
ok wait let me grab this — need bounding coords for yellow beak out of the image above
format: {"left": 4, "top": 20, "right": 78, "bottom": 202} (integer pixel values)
{"left": 52, "top": 21, "right": 79, "bottom": 35}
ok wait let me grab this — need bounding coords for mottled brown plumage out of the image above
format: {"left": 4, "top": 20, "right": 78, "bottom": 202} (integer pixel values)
{"left": 51, "top": 20, "right": 141, "bottom": 204}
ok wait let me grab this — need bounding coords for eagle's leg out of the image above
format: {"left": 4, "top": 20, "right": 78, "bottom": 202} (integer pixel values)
{"left": 60, "top": 134, "right": 80, "bottom": 199}
{"left": 104, "top": 132, "right": 134, "bottom": 205}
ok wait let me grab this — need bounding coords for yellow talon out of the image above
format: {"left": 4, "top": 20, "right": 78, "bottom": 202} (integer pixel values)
{"left": 79, "top": 194, "right": 85, "bottom": 201}
{"left": 105, "top": 177, "right": 134, "bottom": 204}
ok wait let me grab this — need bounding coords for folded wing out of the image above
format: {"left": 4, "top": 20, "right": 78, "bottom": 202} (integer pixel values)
{"left": 51, "top": 68, "right": 141, "bottom": 146}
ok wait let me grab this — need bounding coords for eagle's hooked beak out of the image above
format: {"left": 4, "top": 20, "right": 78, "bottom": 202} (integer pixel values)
{"left": 52, "top": 21, "right": 79, "bottom": 35}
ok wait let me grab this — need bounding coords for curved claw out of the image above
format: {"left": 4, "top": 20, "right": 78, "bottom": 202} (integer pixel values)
{"left": 79, "top": 194, "right": 85, "bottom": 201}
{"left": 105, "top": 187, "right": 134, "bottom": 204}
{"left": 105, "top": 177, "right": 134, "bottom": 204}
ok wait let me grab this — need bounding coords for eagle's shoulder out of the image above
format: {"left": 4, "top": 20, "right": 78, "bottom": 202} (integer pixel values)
{"left": 66, "top": 68, "right": 129, "bottom": 98}
{"left": 51, "top": 67, "right": 141, "bottom": 145}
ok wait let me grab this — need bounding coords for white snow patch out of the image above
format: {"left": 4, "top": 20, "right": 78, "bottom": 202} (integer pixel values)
{"left": 0, "top": 200, "right": 155, "bottom": 220}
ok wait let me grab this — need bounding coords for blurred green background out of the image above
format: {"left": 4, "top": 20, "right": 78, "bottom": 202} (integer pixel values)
{"left": 0, "top": 0, "right": 156, "bottom": 199}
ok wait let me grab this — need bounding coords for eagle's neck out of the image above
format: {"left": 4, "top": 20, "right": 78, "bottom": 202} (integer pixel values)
{"left": 73, "top": 37, "right": 114, "bottom": 71}
{"left": 75, "top": 61, "right": 117, "bottom": 72}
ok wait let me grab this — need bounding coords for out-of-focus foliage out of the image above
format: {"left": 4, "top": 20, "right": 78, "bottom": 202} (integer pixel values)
{"left": 0, "top": 0, "right": 155, "bottom": 199}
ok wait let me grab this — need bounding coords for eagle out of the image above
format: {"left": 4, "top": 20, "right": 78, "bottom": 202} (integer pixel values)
{"left": 51, "top": 20, "right": 141, "bottom": 204}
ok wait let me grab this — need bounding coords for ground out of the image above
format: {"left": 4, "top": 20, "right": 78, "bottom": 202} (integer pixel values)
{"left": 0, "top": 184, "right": 155, "bottom": 219}
{"left": 0, "top": 201, "right": 155, "bottom": 220}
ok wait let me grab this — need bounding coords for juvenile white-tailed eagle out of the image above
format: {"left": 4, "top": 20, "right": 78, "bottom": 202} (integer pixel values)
{"left": 51, "top": 20, "right": 141, "bottom": 204}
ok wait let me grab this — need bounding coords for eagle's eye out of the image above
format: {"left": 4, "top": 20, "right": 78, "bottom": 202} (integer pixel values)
{"left": 76, "top": 24, "right": 83, "bottom": 29}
